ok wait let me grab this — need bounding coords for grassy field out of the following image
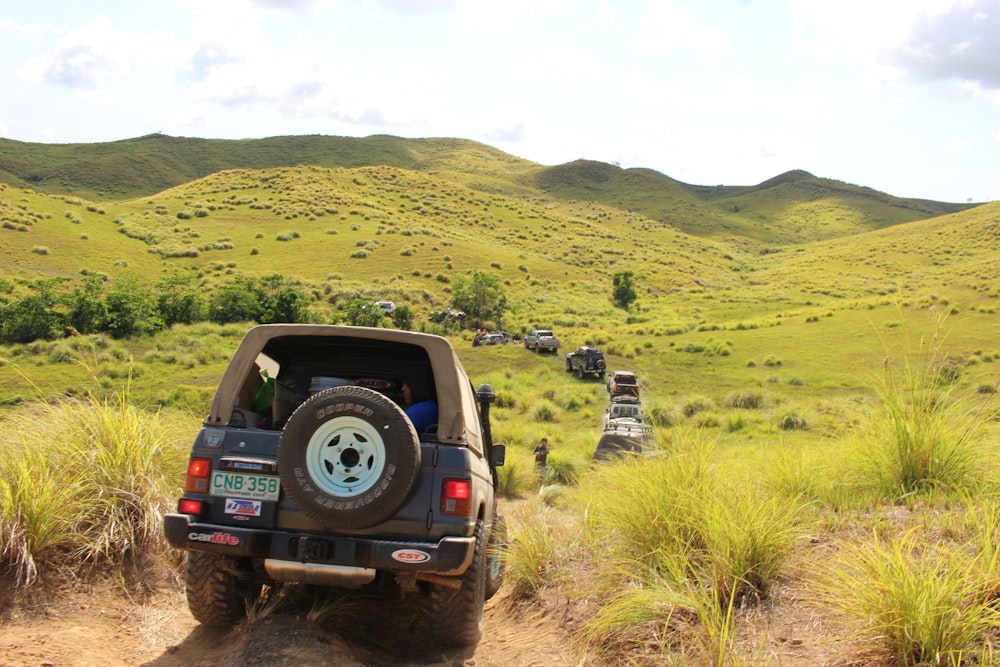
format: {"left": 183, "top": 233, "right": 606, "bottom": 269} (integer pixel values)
{"left": 0, "top": 134, "right": 999, "bottom": 664}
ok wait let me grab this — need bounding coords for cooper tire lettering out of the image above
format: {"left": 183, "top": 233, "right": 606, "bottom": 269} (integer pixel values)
{"left": 278, "top": 385, "right": 420, "bottom": 530}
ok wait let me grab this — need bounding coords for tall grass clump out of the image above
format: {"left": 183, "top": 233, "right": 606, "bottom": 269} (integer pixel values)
{"left": 0, "top": 447, "right": 83, "bottom": 585}
{"left": 723, "top": 389, "right": 766, "bottom": 410}
{"left": 581, "top": 441, "right": 717, "bottom": 563}
{"left": 578, "top": 570, "right": 749, "bottom": 665}
{"left": 541, "top": 456, "right": 579, "bottom": 487}
{"left": 577, "top": 437, "right": 804, "bottom": 660}
{"left": 70, "top": 391, "right": 188, "bottom": 560}
{"left": 496, "top": 447, "right": 532, "bottom": 498}
{"left": 503, "top": 502, "right": 578, "bottom": 598}
{"left": 859, "top": 324, "right": 997, "bottom": 498}
{"left": 0, "top": 391, "right": 189, "bottom": 587}
{"left": 813, "top": 528, "right": 1000, "bottom": 666}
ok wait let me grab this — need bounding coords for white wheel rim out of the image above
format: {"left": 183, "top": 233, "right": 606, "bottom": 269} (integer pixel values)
{"left": 305, "top": 416, "right": 387, "bottom": 497}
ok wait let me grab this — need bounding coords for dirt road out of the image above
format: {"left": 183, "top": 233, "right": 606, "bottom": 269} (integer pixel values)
{"left": 0, "top": 576, "right": 581, "bottom": 667}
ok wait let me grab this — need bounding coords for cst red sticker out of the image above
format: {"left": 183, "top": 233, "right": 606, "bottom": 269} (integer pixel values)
{"left": 391, "top": 549, "right": 430, "bottom": 563}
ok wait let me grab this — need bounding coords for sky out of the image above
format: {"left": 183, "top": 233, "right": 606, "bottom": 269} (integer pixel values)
{"left": 1, "top": 0, "right": 998, "bottom": 204}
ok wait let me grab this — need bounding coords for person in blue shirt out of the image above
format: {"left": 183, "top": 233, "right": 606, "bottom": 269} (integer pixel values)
{"left": 402, "top": 373, "right": 438, "bottom": 434}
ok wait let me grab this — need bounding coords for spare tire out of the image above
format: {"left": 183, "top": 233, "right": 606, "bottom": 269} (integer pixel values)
{"left": 278, "top": 385, "right": 420, "bottom": 530}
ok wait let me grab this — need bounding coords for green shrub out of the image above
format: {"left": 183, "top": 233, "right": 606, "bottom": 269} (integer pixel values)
{"left": 778, "top": 412, "right": 807, "bottom": 431}
{"left": 533, "top": 401, "right": 556, "bottom": 422}
{"left": 582, "top": 440, "right": 803, "bottom": 607}
{"left": 683, "top": 397, "right": 713, "bottom": 417}
{"left": 726, "top": 413, "right": 746, "bottom": 432}
{"left": 723, "top": 390, "right": 765, "bottom": 409}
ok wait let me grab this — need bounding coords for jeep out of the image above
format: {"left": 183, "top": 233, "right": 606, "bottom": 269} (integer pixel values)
{"left": 524, "top": 329, "right": 559, "bottom": 354}
{"left": 604, "top": 395, "right": 642, "bottom": 425}
{"left": 607, "top": 370, "right": 640, "bottom": 399}
{"left": 592, "top": 420, "right": 654, "bottom": 463}
{"left": 565, "top": 345, "right": 606, "bottom": 379}
{"left": 163, "top": 324, "right": 506, "bottom": 648}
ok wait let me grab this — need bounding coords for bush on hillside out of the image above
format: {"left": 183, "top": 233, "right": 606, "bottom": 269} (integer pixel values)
{"left": 723, "top": 390, "right": 766, "bottom": 409}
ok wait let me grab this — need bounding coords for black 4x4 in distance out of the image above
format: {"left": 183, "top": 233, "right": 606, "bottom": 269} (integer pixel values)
{"left": 565, "top": 345, "right": 606, "bottom": 379}
{"left": 163, "top": 324, "right": 506, "bottom": 648}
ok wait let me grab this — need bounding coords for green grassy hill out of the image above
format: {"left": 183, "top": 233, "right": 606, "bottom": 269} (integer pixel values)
{"left": 0, "top": 133, "right": 996, "bottom": 417}
{"left": 0, "top": 133, "right": 538, "bottom": 201}
{"left": 0, "top": 134, "right": 978, "bottom": 244}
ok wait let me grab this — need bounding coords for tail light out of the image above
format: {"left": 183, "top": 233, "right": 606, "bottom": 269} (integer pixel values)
{"left": 185, "top": 457, "right": 212, "bottom": 494}
{"left": 178, "top": 498, "right": 203, "bottom": 515}
{"left": 441, "top": 478, "right": 471, "bottom": 516}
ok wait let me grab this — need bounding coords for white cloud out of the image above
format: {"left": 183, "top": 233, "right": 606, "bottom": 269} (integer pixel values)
{"left": 505, "top": 43, "right": 607, "bottom": 86}
{"left": 791, "top": 0, "right": 1000, "bottom": 92}
{"left": 450, "top": 0, "right": 578, "bottom": 36}
{"left": 634, "top": 0, "right": 731, "bottom": 56}
{"left": 19, "top": 16, "right": 179, "bottom": 88}
{"left": 889, "top": 0, "right": 1000, "bottom": 90}
{"left": 0, "top": 16, "right": 64, "bottom": 41}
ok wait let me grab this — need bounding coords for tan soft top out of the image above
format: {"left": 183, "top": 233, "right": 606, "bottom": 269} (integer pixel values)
{"left": 206, "top": 324, "right": 482, "bottom": 452}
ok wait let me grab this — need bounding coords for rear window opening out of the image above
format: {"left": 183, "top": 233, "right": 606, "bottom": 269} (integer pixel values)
{"left": 232, "top": 334, "right": 436, "bottom": 430}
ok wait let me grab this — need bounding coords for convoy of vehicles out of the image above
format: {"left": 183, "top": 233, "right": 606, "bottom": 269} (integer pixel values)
{"left": 515, "top": 329, "right": 649, "bottom": 462}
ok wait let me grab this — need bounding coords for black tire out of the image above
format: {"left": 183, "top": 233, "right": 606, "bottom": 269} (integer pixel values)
{"left": 565, "top": 358, "right": 572, "bottom": 372}
{"left": 185, "top": 551, "right": 261, "bottom": 627}
{"left": 278, "top": 385, "right": 420, "bottom": 530}
{"left": 485, "top": 515, "right": 506, "bottom": 600}
{"left": 428, "top": 520, "right": 488, "bottom": 647}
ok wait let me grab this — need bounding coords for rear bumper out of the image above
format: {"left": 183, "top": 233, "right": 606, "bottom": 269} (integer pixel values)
{"left": 163, "top": 513, "right": 475, "bottom": 576}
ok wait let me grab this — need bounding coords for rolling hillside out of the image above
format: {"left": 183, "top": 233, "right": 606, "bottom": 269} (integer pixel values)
{"left": 0, "top": 134, "right": 978, "bottom": 245}
{"left": 0, "top": 133, "right": 538, "bottom": 202}
{"left": 0, "top": 133, "right": 997, "bottom": 406}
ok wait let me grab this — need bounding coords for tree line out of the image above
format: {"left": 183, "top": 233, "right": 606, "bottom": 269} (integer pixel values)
{"left": 0, "top": 268, "right": 635, "bottom": 344}
{"left": 0, "top": 270, "right": 512, "bottom": 345}
{"left": 0, "top": 273, "right": 317, "bottom": 344}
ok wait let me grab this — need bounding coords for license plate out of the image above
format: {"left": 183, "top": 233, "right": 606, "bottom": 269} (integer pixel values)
{"left": 210, "top": 471, "right": 280, "bottom": 501}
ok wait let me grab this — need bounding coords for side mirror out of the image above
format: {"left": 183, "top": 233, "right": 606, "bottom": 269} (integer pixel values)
{"left": 490, "top": 443, "right": 505, "bottom": 467}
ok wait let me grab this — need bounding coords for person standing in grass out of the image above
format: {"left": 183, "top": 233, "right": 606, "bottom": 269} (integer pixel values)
{"left": 533, "top": 437, "right": 551, "bottom": 471}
